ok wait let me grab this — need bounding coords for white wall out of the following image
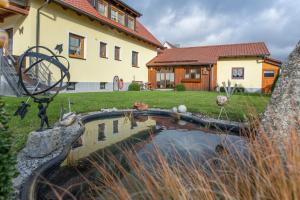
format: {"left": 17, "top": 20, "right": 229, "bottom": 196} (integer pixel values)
{"left": 217, "top": 57, "right": 263, "bottom": 92}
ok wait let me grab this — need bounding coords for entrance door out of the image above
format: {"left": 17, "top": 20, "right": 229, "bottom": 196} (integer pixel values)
{"left": 262, "top": 70, "right": 276, "bottom": 93}
{"left": 156, "top": 67, "right": 175, "bottom": 89}
{"left": 5, "top": 28, "right": 13, "bottom": 55}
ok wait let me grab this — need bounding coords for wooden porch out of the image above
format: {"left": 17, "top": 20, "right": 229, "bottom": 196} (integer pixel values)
{"left": 148, "top": 65, "right": 217, "bottom": 91}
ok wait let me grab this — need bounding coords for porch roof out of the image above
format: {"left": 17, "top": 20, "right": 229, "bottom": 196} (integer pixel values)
{"left": 147, "top": 42, "right": 271, "bottom": 67}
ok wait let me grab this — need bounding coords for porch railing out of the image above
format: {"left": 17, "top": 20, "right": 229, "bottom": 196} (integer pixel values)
{"left": 0, "top": 49, "right": 24, "bottom": 96}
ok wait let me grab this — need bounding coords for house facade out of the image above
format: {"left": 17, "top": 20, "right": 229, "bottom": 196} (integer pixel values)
{"left": 147, "top": 42, "right": 281, "bottom": 93}
{"left": 0, "top": 0, "right": 161, "bottom": 94}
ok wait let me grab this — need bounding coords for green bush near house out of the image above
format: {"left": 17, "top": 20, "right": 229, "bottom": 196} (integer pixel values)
{"left": 175, "top": 84, "right": 186, "bottom": 91}
{"left": 128, "top": 83, "right": 141, "bottom": 91}
{"left": 0, "top": 98, "right": 17, "bottom": 200}
{"left": 220, "top": 86, "right": 245, "bottom": 94}
{"left": 271, "top": 74, "right": 280, "bottom": 92}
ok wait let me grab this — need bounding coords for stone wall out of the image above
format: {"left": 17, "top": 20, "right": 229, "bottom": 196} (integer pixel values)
{"left": 262, "top": 41, "right": 300, "bottom": 136}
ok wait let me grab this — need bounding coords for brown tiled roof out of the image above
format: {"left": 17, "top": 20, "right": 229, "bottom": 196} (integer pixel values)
{"left": 53, "top": 0, "right": 162, "bottom": 47}
{"left": 264, "top": 57, "right": 282, "bottom": 67}
{"left": 147, "top": 42, "right": 271, "bottom": 66}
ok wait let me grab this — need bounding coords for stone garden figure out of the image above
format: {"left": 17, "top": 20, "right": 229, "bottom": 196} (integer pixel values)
{"left": 217, "top": 80, "right": 238, "bottom": 120}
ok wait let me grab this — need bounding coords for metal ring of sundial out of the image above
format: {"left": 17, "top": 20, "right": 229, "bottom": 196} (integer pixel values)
{"left": 18, "top": 46, "right": 70, "bottom": 102}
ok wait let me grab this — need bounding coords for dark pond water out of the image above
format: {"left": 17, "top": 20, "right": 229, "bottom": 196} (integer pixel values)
{"left": 37, "top": 115, "right": 247, "bottom": 200}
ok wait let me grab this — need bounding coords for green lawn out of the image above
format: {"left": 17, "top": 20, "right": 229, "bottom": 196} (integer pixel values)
{"left": 2, "top": 91, "right": 270, "bottom": 151}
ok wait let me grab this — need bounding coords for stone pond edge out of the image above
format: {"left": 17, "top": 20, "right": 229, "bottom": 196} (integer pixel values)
{"left": 18, "top": 108, "right": 245, "bottom": 200}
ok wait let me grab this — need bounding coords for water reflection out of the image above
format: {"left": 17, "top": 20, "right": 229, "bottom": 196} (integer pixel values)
{"left": 63, "top": 115, "right": 157, "bottom": 165}
{"left": 38, "top": 115, "right": 247, "bottom": 200}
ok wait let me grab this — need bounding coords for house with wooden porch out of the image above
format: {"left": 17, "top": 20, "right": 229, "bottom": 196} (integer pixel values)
{"left": 147, "top": 42, "right": 282, "bottom": 93}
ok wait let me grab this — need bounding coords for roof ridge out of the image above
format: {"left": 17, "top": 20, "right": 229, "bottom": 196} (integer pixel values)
{"left": 165, "top": 42, "right": 267, "bottom": 51}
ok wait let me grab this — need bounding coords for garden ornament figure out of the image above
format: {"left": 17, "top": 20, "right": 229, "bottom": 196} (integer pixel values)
{"left": 15, "top": 46, "right": 70, "bottom": 131}
{"left": 14, "top": 101, "right": 30, "bottom": 119}
{"left": 217, "top": 80, "right": 238, "bottom": 120}
{"left": 37, "top": 100, "right": 50, "bottom": 131}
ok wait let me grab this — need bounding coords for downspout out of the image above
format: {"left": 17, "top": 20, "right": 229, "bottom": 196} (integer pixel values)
{"left": 35, "top": 0, "right": 51, "bottom": 77}
{"left": 36, "top": 0, "right": 52, "bottom": 50}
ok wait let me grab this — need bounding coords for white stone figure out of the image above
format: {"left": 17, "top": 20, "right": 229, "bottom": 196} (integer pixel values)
{"left": 178, "top": 105, "right": 187, "bottom": 113}
{"left": 172, "top": 107, "right": 178, "bottom": 113}
{"left": 216, "top": 96, "right": 229, "bottom": 120}
{"left": 216, "top": 96, "right": 228, "bottom": 106}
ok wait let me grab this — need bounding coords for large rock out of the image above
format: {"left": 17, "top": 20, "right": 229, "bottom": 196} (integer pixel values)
{"left": 24, "top": 127, "right": 62, "bottom": 158}
{"left": 262, "top": 41, "right": 300, "bottom": 136}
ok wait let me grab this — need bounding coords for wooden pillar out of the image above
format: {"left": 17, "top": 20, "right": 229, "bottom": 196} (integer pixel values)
{"left": 209, "top": 64, "right": 212, "bottom": 91}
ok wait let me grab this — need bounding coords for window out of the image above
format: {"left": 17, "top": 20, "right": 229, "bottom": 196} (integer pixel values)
{"left": 98, "top": 0, "right": 108, "bottom": 16}
{"left": 115, "top": 46, "right": 121, "bottom": 60}
{"left": 111, "top": 7, "right": 118, "bottom": 22}
{"left": 132, "top": 51, "right": 138, "bottom": 67}
{"left": 100, "top": 82, "right": 106, "bottom": 90}
{"left": 232, "top": 68, "right": 244, "bottom": 79}
{"left": 98, "top": 123, "right": 106, "bottom": 141}
{"left": 184, "top": 67, "right": 201, "bottom": 80}
{"left": 100, "top": 42, "right": 107, "bottom": 58}
{"left": 264, "top": 70, "right": 275, "bottom": 78}
{"left": 67, "top": 82, "right": 76, "bottom": 91}
{"left": 69, "top": 33, "right": 85, "bottom": 59}
{"left": 128, "top": 16, "right": 135, "bottom": 29}
{"left": 113, "top": 120, "right": 118, "bottom": 134}
{"left": 117, "top": 11, "right": 125, "bottom": 25}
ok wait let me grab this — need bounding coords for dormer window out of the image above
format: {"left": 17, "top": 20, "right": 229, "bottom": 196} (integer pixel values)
{"left": 128, "top": 16, "right": 135, "bottom": 30}
{"left": 118, "top": 11, "right": 125, "bottom": 25}
{"left": 111, "top": 7, "right": 118, "bottom": 22}
{"left": 98, "top": 0, "right": 108, "bottom": 17}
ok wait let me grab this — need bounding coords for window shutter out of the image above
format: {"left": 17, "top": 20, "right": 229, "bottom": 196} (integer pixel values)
{"left": 108, "top": 3, "right": 111, "bottom": 19}
{"left": 120, "top": 47, "right": 122, "bottom": 60}
{"left": 95, "top": 0, "right": 98, "bottom": 11}
{"left": 106, "top": 45, "right": 109, "bottom": 58}
{"left": 125, "top": 14, "right": 128, "bottom": 27}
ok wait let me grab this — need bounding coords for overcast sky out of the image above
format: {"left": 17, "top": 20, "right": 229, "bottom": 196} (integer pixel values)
{"left": 123, "top": 0, "right": 300, "bottom": 60}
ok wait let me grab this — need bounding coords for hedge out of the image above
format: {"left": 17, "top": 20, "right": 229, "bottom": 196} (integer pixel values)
{"left": 0, "top": 98, "right": 17, "bottom": 200}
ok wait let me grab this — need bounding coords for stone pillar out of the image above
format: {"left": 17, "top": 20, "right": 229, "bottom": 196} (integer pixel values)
{"left": 261, "top": 41, "right": 300, "bottom": 136}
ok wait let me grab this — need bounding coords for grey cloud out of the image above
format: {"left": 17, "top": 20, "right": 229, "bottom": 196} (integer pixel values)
{"left": 124, "top": 0, "right": 300, "bottom": 60}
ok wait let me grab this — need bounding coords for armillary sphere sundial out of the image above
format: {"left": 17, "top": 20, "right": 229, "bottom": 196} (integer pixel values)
{"left": 15, "top": 46, "right": 70, "bottom": 131}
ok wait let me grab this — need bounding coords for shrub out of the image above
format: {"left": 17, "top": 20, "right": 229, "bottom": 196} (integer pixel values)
{"left": 220, "top": 86, "right": 245, "bottom": 94}
{"left": 0, "top": 98, "right": 17, "bottom": 200}
{"left": 271, "top": 74, "right": 280, "bottom": 92}
{"left": 175, "top": 84, "right": 186, "bottom": 91}
{"left": 128, "top": 82, "right": 141, "bottom": 91}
